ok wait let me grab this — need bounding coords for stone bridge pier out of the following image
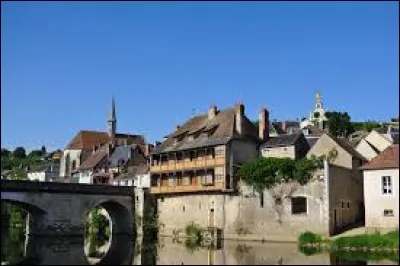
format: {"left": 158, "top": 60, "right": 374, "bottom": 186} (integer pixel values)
{"left": 1, "top": 180, "right": 134, "bottom": 236}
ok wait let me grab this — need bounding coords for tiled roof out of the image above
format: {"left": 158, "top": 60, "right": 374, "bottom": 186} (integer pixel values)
{"left": 28, "top": 162, "right": 59, "bottom": 173}
{"left": 260, "top": 132, "right": 304, "bottom": 148}
{"left": 65, "top": 130, "right": 145, "bottom": 150}
{"left": 329, "top": 134, "right": 367, "bottom": 162}
{"left": 78, "top": 145, "right": 108, "bottom": 170}
{"left": 360, "top": 145, "right": 399, "bottom": 170}
{"left": 152, "top": 105, "right": 259, "bottom": 154}
{"left": 306, "top": 137, "right": 319, "bottom": 149}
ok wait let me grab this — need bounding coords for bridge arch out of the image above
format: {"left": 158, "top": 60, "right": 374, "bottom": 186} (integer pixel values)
{"left": 84, "top": 199, "right": 133, "bottom": 236}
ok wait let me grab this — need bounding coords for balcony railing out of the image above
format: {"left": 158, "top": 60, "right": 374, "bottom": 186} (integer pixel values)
{"left": 150, "top": 157, "right": 225, "bottom": 173}
{"left": 150, "top": 182, "right": 224, "bottom": 194}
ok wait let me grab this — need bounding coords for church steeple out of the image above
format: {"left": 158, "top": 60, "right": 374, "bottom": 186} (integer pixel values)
{"left": 108, "top": 97, "right": 117, "bottom": 139}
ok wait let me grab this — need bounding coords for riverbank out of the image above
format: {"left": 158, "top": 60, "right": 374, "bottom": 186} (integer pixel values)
{"left": 298, "top": 230, "right": 399, "bottom": 253}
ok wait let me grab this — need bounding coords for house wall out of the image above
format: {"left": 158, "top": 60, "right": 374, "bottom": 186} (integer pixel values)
{"left": 78, "top": 170, "right": 92, "bottom": 184}
{"left": 356, "top": 139, "right": 379, "bottom": 161}
{"left": 134, "top": 174, "right": 150, "bottom": 188}
{"left": 307, "top": 134, "right": 353, "bottom": 169}
{"left": 363, "top": 169, "right": 399, "bottom": 229}
{"left": 261, "top": 145, "right": 296, "bottom": 159}
{"left": 59, "top": 149, "right": 82, "bottom": 178}
{"left": 327, "top": 164, "right": 364, "bottom": 235}
{"left": 230, "top": 140, "right": 258, "bottom": 164}
{"left": 365, "top": 131, "right": 392, "bottom": 152}
{"left": 27, "top": 172, "right": 46, "bottom": 182}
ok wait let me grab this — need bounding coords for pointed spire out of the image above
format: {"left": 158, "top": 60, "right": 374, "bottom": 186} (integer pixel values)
{"left": 109, "top": 97, "right": 116, "bottom": 122}
{"left": 108, "top": 97, "right": 117, "bottom": 139}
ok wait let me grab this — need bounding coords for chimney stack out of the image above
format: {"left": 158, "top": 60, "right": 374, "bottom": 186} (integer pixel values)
{"left": 208, "top": 104, "right": 217, "bottom": 120}
{"left": 235, "top": 101, "right": 245, "bottom": 135}
{"left": 259, "top": 107, "right": 269, "bottom": 141}
{"left": 282, "top": 121, "right": 287, "bottom": 133}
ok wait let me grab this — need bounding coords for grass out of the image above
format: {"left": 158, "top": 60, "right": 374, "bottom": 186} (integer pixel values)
{"left": 298, "top": 230, "right": 399, "bottom": 262}
{"left": 331, "top": 230, "right": 399, "bottom": 250}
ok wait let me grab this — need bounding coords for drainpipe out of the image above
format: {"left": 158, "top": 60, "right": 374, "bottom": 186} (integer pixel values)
{"left": 323, "top": 158, "right": 330, "bottom": 234}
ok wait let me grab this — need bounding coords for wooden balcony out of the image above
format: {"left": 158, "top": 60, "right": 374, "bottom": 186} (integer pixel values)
{"left": 150, "top": 157, "right": 225, "bottom": 173}
{"left": 150, "top": 182, "right": 224, "bottom": 194}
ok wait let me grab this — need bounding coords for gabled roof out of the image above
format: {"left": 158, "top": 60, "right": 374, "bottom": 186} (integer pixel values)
{"left": 78, "top": 145, "right": 108, "bottom": 170}
{"left": 152, "top": 105, "right": 259, "bottom": 154}
{"left": 65, "top": 130, "right": 145, "bottom": 150}
{"left": 260, "top": 132, "right": 304, "bottom": 148}
{"left": 360, "top": 145, "right": 399, "bottom": 170}
{"left": 329, "top": 134, "right": 367, "bottom": 161}
{"left": 28, "top": 162, "right": 59, "bottom": 173}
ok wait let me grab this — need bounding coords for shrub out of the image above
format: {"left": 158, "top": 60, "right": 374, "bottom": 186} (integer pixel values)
{"left": 185, "top": 222, "right": 202, "bottom": 239}
{"left": 299, "top": 231, "right": 322, "bottom": 244}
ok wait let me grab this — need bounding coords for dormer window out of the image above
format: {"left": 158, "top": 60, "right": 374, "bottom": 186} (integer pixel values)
{"left": 188, "top": 135, "right": 194, "bottom": 142}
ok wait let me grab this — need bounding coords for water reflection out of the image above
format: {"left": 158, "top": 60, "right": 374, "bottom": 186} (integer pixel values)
{"left": 1, "top": 230, "right": 398, "bottom": 265}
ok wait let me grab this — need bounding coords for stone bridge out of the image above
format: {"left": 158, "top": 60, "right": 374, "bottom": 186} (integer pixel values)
{"left": 1, "top": 180, "right": 134, "bottom": 236}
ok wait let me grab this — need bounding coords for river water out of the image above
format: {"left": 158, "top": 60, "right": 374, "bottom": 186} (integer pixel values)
{"left": 1, "top": 226, "right": 398, "bottom": 265}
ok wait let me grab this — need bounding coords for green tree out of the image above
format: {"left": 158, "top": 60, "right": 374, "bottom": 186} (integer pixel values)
{"left": 28, "top": 150, "right": 43, "bottom": 158}
{"left": 12, "top": 147, "right": 26, "bottom": 159}
{"left": 1, "top": 148, "right": 11, "bottom": 157}
{"left": 325, "top": 111, "right": 354, "bottom": 137}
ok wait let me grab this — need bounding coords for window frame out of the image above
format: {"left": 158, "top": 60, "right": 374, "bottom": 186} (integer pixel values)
{"left": 291, "top": 197, "right": 308, "bottom": 215}
{"left": 381, "top": 176, "right": 393, "bottom": 195}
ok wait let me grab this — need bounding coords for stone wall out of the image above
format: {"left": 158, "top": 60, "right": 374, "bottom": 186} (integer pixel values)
{"left": 157, "top": 180, "right": 329, "bottom": 241}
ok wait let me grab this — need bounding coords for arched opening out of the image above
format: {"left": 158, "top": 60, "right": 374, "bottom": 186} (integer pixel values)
{"left": 65, "top": 153, "right": 71, "bottom": 177}
{"left": 72, "top": 160, "right": 77, "bottom": 171}
{"left": 1, "top": 199, "right": 46, "bottom": 265}
{"left": 83, "top": 200, "right": 133, "bottom": 265}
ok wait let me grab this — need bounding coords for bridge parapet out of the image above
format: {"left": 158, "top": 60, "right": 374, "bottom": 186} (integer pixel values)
{"left": 1, "top": 180, "right": 133, "bottom": 196}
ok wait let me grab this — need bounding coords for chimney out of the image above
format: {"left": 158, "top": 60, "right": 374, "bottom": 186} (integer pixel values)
{"left": 92, "top": 145, "right": 97, "bottom": 154}
{"left": 235, "top": 101, "right": 245, "bottom": 135}
{"left": 282, "top": 121, "right": 287, "bottom": 133}
{"left": 259, "top": 107, "right": 269, "bottom": 141}
{"left": 208, "top": 104, "right": 217, "bottom": 120}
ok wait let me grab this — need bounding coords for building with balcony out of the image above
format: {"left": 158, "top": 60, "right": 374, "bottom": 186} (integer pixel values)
{"left": 149, "top": 102, "right": 266, "bottom": 195}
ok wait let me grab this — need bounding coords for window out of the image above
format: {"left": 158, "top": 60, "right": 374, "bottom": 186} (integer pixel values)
{"left": 341, "top": 201, "right": 345, "bottom": 209}
{"left": 71, "top": 160, "right": 77, "bottom": 171}
{"left": 384, "top": 209, "right": 394, "bottom": 217}
{"left": 168, "top": 176, "right": 176, "bottom": 186}
{"left": 215, "top": 146, "right": 225, "bottom": 157}
{"left": 202, "top": 173, "right": 214, "bottom": 185}
{"left": 382, "top": 176, "right": 393, "bottom": 195}
{"left": 347, "top": 202, "right": 350, "bottom": 209}
{"left": 183, "top": 175, "right": 191, "bottom": 186}
{"left": 292, "top": 197, "right": 307, "bottom": 214}
{"left": 183, "top": 205, "right": 185, "bottom": 212}
{"left": 283, "top": 147, "right": 287, "bottom": 151}
{"left": 215, "top": 167, "right": 224, "bottom": 182}
{"left": 259, "top": 192, "right": 264, "bottom": 208}
{"left": 160, "top": 197, "right": 164, "bottom": 203}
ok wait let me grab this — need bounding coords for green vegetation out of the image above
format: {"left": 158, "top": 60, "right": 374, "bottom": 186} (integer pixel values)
{"left": 325, "top": 111, "right": 354, "bottom": 137}
{"left": 298, "top": 230, "right": 399, "bottom": 262}
{"left": 236, "top": 157, "right": 321, "bottom": 195}
{"left": 184, "top": 222, "right": 203, "bottom": 251}
{"left": 351, "top": 121, "right": 382, "bottom": 132}
{"left": 332, "top": 230, "right": 399, "bottom": 250}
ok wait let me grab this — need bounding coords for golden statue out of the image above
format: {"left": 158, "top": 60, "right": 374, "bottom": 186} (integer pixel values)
{"left": 316, "top": 92, "right": 321, "bottom": 103}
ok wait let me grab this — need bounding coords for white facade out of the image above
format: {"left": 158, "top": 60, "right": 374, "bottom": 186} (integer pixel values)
{"left": 59, "top": 149, "right": 83, "bottom": 179}
{"left": 134, "top": 173, "right": 150, "bottom": 188}
{"left": 363, "top": 168, "right": 399, "bottom": 229}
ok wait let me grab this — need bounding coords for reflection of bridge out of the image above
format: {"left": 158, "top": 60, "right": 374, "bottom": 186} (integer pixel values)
{"left": 1, "top": 180, "right": 134, "bottom": 236}
{"left": 17, "top": 235, "right": 134, "bottom": 265}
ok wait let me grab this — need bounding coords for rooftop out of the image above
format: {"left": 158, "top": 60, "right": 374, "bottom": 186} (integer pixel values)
{"left": 360, "top": 144, "right": 399, "bottom": 170}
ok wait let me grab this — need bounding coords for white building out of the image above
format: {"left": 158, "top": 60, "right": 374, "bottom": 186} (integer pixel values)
{"left": 360, "top": 145, "right": 399, "bottom": 230}
{"left": 27, "top": 163, "right": 60, "bottom": 182}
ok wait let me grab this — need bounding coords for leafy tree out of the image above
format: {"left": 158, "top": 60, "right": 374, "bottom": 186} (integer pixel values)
{"left": 12, "top": 147, "right": 26, "bottom": 159}
{"left": 28, "top": 150, "right": 43, "bottom": 158}
{"left": 351, "top": 121, "right": 382, "bottom": 132}
{"left": 325, "top": 111, "right": 354, "bottom": 137}
{"left": 1, "top": 148, "right": 11, "bottom": 157}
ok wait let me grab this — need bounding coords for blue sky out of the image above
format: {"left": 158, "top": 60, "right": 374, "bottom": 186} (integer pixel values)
{"left": 1, "top": 1, "right": 399, "bottom": 151}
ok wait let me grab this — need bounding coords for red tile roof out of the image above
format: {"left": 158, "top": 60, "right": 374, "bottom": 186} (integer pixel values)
{"left": 65, "top": 130, "right": 145, "bottom": 150}
{"left": 360, "top": 144, "right": 399, "bottom": 170}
